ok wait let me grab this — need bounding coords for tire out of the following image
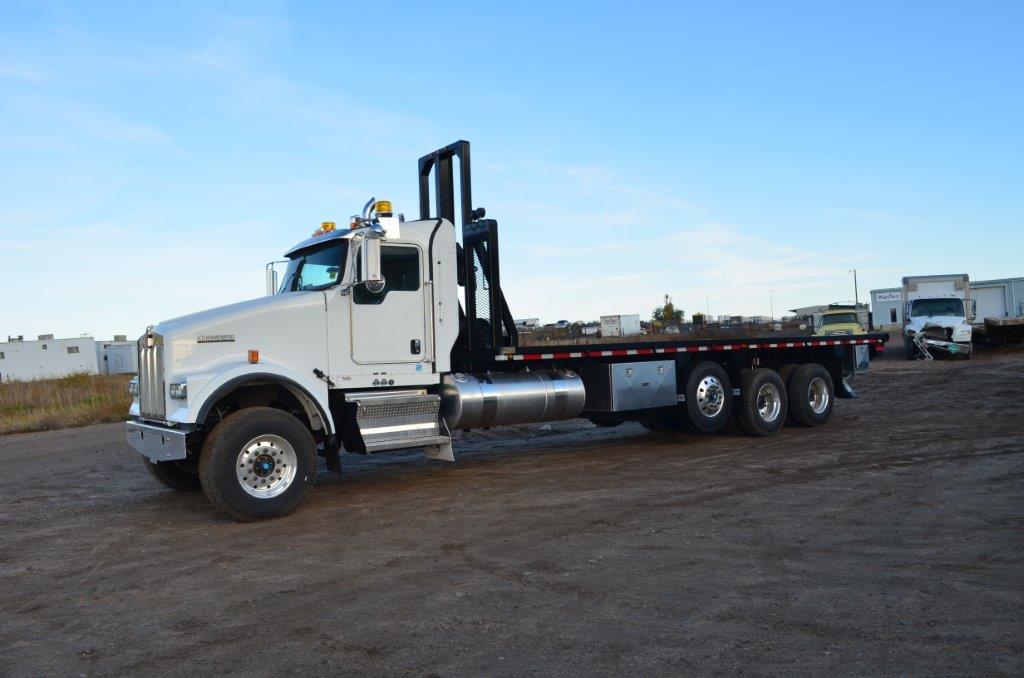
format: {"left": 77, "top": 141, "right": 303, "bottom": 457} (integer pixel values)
{"left": 684, "top": 362, "right": 732, "bottom": 433}
{"left": 774, "top": 364, "right": 800, "bottom": 425}
{"left": 144, "top": 458, "right": 202, "bottom": 491}
{"left": 787, "top": 364, "right": 834, "bottom": 427}
{"left": 776, "top": 363, "right": 798, "bottom": 386}
{"left": 736, "top": 369, "right": 788, "bottom": 437}
{"left": 198, "top": 407, "right": 318, "bottom": 521}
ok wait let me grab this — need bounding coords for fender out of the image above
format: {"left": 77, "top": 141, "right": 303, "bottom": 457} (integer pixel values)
{"left": 170, "top": 364, "right": 335, "bottom": 436}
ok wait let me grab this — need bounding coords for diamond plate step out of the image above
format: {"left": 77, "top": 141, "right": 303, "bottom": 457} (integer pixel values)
{"left": 346, "top": 389, "right": 449, "bottom": 453}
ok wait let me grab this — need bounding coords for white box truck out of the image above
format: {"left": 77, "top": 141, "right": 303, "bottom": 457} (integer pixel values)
{"left": 600, "top": 314, "right": 641, "bottom": 338}
{"left": 901, "top": 274, "right": 974, "bottom": 359}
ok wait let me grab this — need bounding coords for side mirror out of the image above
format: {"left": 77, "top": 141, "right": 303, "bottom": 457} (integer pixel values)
{"left": 359, "top": 235, "right": 385, "bottom": 293}
{"left": 969, "top": 299, "right": 976, "bottom": 321}
{"left": 265, "top": 261, "right": 285, "bottom": 296}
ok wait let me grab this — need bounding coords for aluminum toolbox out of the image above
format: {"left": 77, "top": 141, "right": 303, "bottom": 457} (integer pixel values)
{"left": 579, "top": 360, "right": 677, "bottom": 412}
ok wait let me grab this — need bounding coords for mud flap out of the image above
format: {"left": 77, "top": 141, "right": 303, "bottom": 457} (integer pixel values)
{"left": 423, "top": 439, "right": 455, "bottom": 462}
{"left": 423, "top": 420, "right": 455, "bottom": 462}
{"left": 840, "top": 378, "right": 858, "bottom": 399}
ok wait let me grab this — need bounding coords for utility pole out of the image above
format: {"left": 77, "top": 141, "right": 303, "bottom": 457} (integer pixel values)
{"left": 705, "top": 297, "right": 710, "bottom": 320}
{"left": 769, "top": 290, "right": 774, "bottom": 320}
{"left": 850, "top": 269, "right": 859, "bottom": 305}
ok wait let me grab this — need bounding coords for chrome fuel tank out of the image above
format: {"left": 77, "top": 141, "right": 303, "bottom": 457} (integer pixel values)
{"left": 441, "top": 370, "right": 586, "bottom": 430}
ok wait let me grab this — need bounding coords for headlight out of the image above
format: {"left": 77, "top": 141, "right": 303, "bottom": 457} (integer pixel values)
{"left": 128, "top": 377, "right": 139, "bottom": 398}
{"left": 169, "top": 379, "right": 188, "bottom": 400}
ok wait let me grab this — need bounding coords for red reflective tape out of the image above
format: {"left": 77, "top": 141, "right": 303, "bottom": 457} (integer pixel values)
{"left": 552, "top": 352, "right": 573, "bottom": 359}
{"left": 522, "top": 353, "right": 543, "bottom": 360}
{"left": 637, "top": 348, "right": 653, "bottom": 355}
{"left": 611, "top": 349, "right": 629, "bottom": 356}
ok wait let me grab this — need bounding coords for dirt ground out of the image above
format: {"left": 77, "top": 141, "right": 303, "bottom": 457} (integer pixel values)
{"left": 1, "top": 347, "right": 1022, "bottom": 676}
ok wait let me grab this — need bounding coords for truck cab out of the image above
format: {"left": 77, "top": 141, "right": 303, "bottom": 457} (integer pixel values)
{"left": 814, "top": 307, "right": 866, "bottom": 337}
{"left": 901, "top": 274, "right": 974, "bottom": 359}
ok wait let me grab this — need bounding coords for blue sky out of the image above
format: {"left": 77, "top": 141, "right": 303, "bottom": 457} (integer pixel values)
{"left": 1, "top": 1, "right": 1022, "bottom": 339}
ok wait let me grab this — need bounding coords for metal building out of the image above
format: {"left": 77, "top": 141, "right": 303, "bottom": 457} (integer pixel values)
{"left": 871, "top": 276, "right": 1024, "bottom": 330}
{"left": 95, "top": 339, "right": 139, "bottom": 375}
{"left": 0, "top": 335, "right": 99, "bottom": 381}
{"left": 869, "top": 289, "right": 903, "bottom": 330}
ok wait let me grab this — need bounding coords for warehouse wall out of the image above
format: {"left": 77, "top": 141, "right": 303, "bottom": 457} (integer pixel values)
{"left": 870, "top": 288, "right": 902, "bottom": 330}
{"left": 0, "top": 338, "right": 99, "bottom": 381}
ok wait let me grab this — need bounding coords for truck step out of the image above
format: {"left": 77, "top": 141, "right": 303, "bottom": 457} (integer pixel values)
{"left": 363, "top": 434, "right": 452, "bottom": 453}
{"left": 346, "top": 389, "right": 449, "bottom": 454}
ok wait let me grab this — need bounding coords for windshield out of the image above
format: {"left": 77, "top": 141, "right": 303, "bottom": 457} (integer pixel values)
{"left": 910, "top": 298, "right": 964, "bottom": 318}
{"left": 279, "top": 240, "right": 348, "bottom": 292}
{"left": 822, "top": 312, "right": 859, "bottom": 325}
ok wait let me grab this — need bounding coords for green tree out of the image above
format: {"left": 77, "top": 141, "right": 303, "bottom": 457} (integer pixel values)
{"left": 652, "top": 294, "right": 685, "bottom": 327}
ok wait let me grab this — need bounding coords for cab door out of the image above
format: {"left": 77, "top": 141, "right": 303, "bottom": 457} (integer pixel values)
{"left": 350, "top": 243, "right": 429, "bottom": 365}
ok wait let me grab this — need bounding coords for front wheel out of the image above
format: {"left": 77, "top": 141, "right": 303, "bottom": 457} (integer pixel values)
{"left": 198, "top": 407, "right": 318, "bottom": 521}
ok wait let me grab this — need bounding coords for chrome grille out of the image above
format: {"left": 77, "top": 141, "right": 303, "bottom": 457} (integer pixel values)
{"left": 138, "top": 331, "right": 166, "bottom": 421}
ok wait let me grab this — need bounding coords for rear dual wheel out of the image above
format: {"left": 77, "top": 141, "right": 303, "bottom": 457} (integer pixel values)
{"left": 684, "top": 362, "right": 733, "bottom": 433}
{"left": 735, "top": 369, "right": 788, "bottom": 436}
{"left": 786, "top": 364, "right": 834, "bottom": 427}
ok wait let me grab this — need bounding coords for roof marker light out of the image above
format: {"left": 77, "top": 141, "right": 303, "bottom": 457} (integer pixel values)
{"left": 311, "top": 221, "right": 336, "bottom": 237}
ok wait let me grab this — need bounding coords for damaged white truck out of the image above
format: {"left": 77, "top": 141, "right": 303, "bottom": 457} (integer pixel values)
{"left": 902, "top": 274, "right": 974, "bottom": 360}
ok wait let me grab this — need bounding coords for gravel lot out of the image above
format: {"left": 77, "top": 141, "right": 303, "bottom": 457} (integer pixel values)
{"left": 1, "top": 348, "right": 1022, "bottom": 676}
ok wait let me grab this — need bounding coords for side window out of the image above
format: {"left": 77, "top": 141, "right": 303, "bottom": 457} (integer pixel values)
{"left": 354, "top": 245, "right": 421, "bottom": 305}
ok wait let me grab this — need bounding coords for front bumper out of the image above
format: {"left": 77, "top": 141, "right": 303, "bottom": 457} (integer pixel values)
{"left": 126, "top": 420, "right": 188, "bottom": 462}
{"left": 918, "top": 336, "right": 972, "bottom": 357}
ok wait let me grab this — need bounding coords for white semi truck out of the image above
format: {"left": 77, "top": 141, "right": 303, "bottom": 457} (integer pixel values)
{"left": 126, "top": 141, "right": 888, "bottom": 521}
{"left": 901, "top": 274, "right": 974, "bottom": 359}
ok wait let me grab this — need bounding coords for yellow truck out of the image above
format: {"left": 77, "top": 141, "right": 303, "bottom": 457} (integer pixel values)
{"left": 815, "top": 306, "right": 867, "bottom": 336}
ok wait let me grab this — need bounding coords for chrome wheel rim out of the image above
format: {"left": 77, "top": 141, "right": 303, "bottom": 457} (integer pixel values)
{"left": 696, "top": 376, "right": 725, "bottom": 418}
{"left": 808, "top": 377, "right": 830, "bottom": 414}
{"left": 756, "top": 383, "right": 782, "bottom": 423}
{"left": 236, "top": 434, "right": 298, "bottom": 499}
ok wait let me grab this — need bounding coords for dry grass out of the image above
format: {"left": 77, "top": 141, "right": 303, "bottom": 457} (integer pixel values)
{"left": 0, "top": 373, "right": 132, "bottom": 435}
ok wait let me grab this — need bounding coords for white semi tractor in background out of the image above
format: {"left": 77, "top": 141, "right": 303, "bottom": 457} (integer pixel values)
{"left": 126, "top": 141, "right": 888, "bottom": 521}
{"left": 901, "top": 274, "right": 974, "bottom": 359}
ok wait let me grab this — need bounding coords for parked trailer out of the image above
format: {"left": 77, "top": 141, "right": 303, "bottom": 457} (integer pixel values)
{"left": 125, "top": 141, "right": 888, "bottom": 521}
{"left": 600, "top": 314, "right": 642, "bottom": 337}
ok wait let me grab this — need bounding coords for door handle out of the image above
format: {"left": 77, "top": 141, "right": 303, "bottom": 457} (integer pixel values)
{"left": 410, "top": 339, "right": 421, "bottom": 355}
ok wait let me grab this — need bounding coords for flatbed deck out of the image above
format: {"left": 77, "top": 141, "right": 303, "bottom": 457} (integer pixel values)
{"left": 489, "top": 333, "right": 888, "bottom": 363}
